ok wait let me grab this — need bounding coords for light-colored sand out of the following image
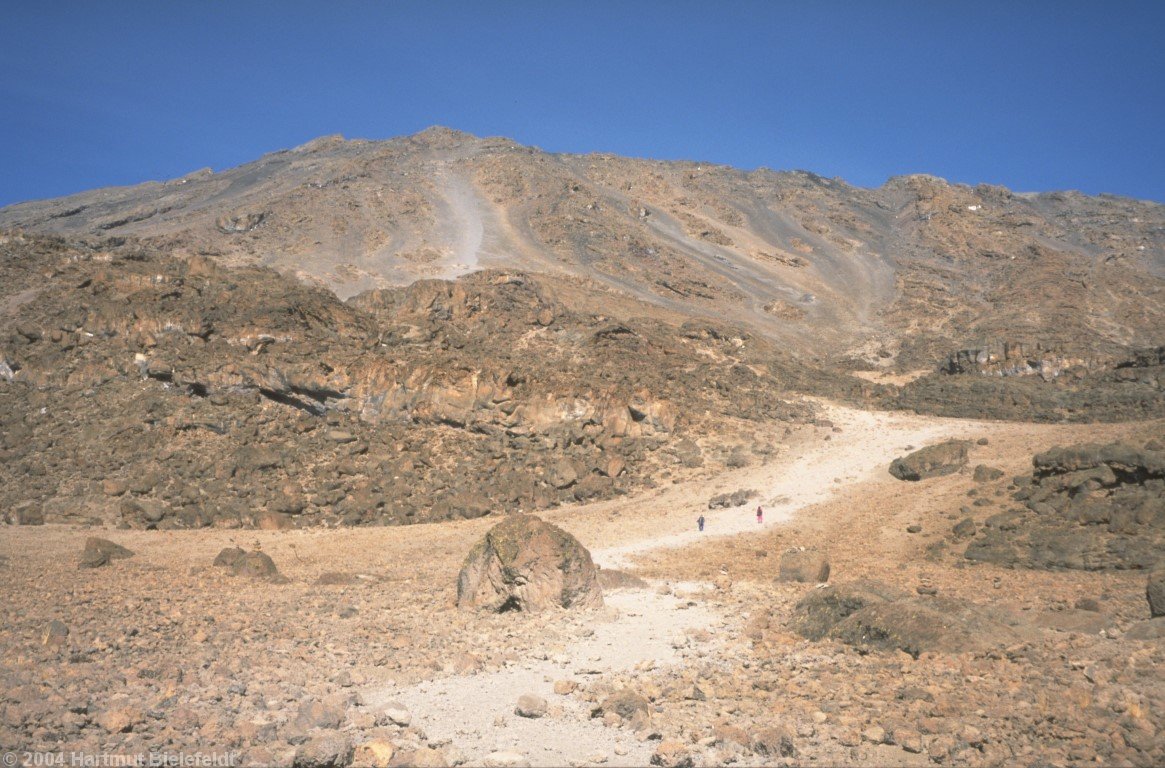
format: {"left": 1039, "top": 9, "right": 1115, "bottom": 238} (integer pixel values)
{"left": 591, "top": 401, "right": 992, "bottom": 569}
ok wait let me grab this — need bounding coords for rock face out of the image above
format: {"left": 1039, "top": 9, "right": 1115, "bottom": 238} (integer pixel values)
{"left": 777, "top": 548, "right": 831, "bottom": 583}
{"left": 964, "top": 441, "right": 1165, "bottom": 570}
{"left": 889, "top": 441, "right": 970, "bottom": 481}
{"left": 456, "top": 515, "right": 603, "bottom": 612}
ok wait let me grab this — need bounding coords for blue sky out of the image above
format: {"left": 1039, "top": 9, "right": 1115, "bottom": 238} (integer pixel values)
{"left": 2, "top": 1, "right": 1164, "bottom": 207}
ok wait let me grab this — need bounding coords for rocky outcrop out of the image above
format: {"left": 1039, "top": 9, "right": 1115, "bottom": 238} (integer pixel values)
{"left": 788, "top": 581, "right": 906, "bottom": 640}
{"left": 456, "top": 515, "right": 603, "bottom": 612}
{"left": 889, "top": 441, "right": 970, "bottom": 481}
{"left": 0, "top": 235, "right": 814, "bottom": 529}
{"left": 964, "top": 441, "right": 1165, "bottom": 570}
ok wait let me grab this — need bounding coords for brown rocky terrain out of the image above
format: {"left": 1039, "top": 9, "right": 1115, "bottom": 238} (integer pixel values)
{"left": 2, "top": 129, "right": 1165, "bottom": 767}
{"left": 0, "top": 232, "right": 822, "bottom": 529}
{"left": 2, "top": 407, "right": 1162, "bottom": 767}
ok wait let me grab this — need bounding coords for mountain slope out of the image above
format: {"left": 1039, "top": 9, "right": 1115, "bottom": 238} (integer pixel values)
{"left": 4, "top": 127, "right": 1163, "bottom": 366}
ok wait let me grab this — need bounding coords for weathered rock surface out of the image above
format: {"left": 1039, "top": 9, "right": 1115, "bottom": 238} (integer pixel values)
{"left": 0, "top": 235, "right": 815, "bottom": 529}
{"left": 79, "top": 537, "right": 134, "bottom": 568}
{"left": 964, "top": 440, "right": 1165, "bottom": 570}
{"left": 777, "top": 548, "right": 831, "bottom": 583}
{"left": 889, "top": 440, "right": 970, "bottom": 481}
{"left": 456, "top": 515, "right": 603, "bottom": 612}
{"left": 789, "top": 581, "right": 906, "bottom": 640}
{"left": 1149, "top": 569, "right": 1165, "bottom": 617}
{"left": 213, "top": 547, "right": 285, "bottom": 581}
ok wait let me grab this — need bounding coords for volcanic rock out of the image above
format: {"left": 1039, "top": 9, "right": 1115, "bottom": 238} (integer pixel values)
{"left": 79, "top": 537, "right": 134, "bottom": 569}
{"left": 456, "top": 514, "right": 602, "bottom": 612}
{"left": 889, "top": 441, "right": 970, "bottom": 481}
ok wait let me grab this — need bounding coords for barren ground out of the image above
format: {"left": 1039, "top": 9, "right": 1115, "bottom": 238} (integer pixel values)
{"left": 1, "top": 403, "right": 1162, "bottom": 766}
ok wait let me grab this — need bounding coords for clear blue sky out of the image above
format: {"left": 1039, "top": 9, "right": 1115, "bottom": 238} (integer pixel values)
{"left": 2, "top": 1, "right": 1164, "bottom": 207}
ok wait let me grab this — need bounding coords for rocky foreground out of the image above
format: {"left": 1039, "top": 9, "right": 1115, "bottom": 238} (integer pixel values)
{"left": 2, "top": 410, "right": 1162, "bottom": 767}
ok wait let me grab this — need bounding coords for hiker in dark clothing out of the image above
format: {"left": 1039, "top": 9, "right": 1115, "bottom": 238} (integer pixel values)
{"left": 756, "top": 505, "right": 763, "bottom": 524}
{"left": 697, "top": 515, "right": 705, "bottom": 532}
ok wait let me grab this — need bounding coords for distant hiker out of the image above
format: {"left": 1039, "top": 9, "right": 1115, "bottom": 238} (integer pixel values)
{"left": 756, "top": 505, "right": 764, "bottom": 524}
{"left": 697, "top": 515, "right": 705, "bottom": 532}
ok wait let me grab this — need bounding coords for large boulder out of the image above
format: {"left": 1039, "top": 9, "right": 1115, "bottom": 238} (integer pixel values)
{"left": 79, "top": 537, "right": 135, "bottom": 569}
{"left": 456, "top": 514, "right": 603, "bottom": 612}
{"left": 213, "top": 547, "right": 287, "bottom": 582}
{"left": 889, "top": 441, "right": 970, "bottom": 481}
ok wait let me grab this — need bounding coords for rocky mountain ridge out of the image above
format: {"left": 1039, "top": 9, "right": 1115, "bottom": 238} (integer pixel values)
{"left": 3, "top": 127, "right": 1163, "bottom": 369}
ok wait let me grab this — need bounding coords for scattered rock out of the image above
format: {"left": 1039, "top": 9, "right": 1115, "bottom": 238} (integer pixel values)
{"left": 456, "top": 514, "right": 603, "bottom": 612}
{"left": 352, "top": 741, "right": 394, "bottom": 768}
{"left": 41, "top": 619, "right": 69, "bottom": 646}
{"left": 789, "top": 581, "right": 905, "bottom": 640}
{"left": 1126, "top": 617, "right": 1165, "bottom": 641}
{"left": 96, "top": 707, "right": 141, "bottom": 734}
{"left": 708, "top": 489, "right": 756, "bottom": 509}
{"left": 973, "top": 464, "right": 1004, "bottom": 482}
{"left": 213, "top": 547, "right": 286, "bottom": 581}
{"left": 482, "top": 752, "right": 530, "bottom": 768}
{"left": 751, "top": 726, "right": 797, "bottom": 757}
{"left": 596, "top": 688, "right": 650, "bottom": 720}
{"left": 295, "top": 699, "right": 346, "bottom": 731}
{"left": 906, "top": 524, "right": 923, "bottom": 534}
{"left": 380, "top": 703, "right": 411, "bottom": 727}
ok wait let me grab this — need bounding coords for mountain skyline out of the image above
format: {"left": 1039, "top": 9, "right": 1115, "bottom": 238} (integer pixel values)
{"left": 3, "top": 2, "right": 1164, "bottom": 207}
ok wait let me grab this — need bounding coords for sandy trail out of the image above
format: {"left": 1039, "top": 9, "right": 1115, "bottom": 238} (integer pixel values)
{"left": 592, "top": 401, "right": 992, "bottom": 569}
{"left": 363, "top": 403, "right": 991, "bottom": 765}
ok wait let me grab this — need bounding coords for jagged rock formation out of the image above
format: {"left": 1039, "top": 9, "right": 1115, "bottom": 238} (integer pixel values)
{"left": 455, "top": 514, "right": 602, "bottom": 612}
{"left": 964, "top": 441, "right": 1165, "bottom": 570}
